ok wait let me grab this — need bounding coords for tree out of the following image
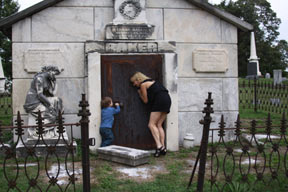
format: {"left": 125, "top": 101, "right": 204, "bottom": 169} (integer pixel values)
{"left": 276, "top": 40, "right": 288, "bottom": 72}
{"left": 216, "top": 0, "right": 287, "bottom": 77}
{"left": 0, "top": 0, "right": 19, "bottom": 78}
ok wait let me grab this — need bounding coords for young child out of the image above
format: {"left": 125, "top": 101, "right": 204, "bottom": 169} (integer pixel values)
{"left": 100, "top": 97, "right": 121, "bottom": 147}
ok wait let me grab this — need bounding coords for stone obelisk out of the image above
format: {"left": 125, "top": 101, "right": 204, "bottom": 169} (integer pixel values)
{"left": 247, "top": 32, "right": 261, "bottom": 78}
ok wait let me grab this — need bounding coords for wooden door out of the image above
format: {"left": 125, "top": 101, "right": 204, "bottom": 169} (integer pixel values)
{"left": 101, "top": 55, "right": 163, "bottom": 149}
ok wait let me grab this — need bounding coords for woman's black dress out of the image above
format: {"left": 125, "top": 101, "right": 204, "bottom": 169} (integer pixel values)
{"left": 143, "top": 79, "right": 171, "bottom": 113}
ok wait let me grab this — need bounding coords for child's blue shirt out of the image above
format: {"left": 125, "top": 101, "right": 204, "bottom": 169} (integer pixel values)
{"left": 100, "top": 106, "right": 120, "bottom": 128}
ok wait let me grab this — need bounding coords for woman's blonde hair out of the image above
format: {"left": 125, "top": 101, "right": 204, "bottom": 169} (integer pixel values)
{"left": 130, "top": 72, "right": 150, "bottom": 83}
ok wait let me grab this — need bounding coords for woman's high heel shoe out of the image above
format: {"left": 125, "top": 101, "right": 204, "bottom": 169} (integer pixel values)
{"left": 154, "top": 147, "right": 162, "bottom": 157}
{"left": 160, "top": 146, "right": 167, "bottom": 155}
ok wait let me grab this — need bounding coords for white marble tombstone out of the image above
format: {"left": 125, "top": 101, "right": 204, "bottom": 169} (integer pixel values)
{"left": 273, "top": 69, "right": 282, "bottom": 85}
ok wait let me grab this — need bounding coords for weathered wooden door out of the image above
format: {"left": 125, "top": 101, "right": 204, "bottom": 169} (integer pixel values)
{"left": 101, "top": 55, "right": 163, "bottom": 149}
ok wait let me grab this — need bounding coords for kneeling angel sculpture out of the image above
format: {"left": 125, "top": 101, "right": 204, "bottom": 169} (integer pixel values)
{"left": 23, "top": 66, "right": 64, "bottom": 139}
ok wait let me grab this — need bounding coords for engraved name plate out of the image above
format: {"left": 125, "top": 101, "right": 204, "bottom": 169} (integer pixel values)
{"left": 106, "top": 24, "right": 155, "bottom": 40}
{"left": 193, "top": 49, "right": 228, "bottom": 72}
{"left": 24, "top": 49, "right": 64, "bottom": 73}
{"left": 105, "top": 42, "right": 158, "bottom": 53}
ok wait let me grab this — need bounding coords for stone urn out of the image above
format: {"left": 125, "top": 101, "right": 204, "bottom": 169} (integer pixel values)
{"left": 183, "top": 133, "right": 195, "bottom": 148}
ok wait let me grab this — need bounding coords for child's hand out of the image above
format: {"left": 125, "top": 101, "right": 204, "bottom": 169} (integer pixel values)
{"left": 114, "top": 101, "right": 123, "bottom": 108}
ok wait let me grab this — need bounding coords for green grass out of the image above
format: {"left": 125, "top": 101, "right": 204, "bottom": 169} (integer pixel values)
{"left": 90, "top": 152, "right": 197, "bottom": 192}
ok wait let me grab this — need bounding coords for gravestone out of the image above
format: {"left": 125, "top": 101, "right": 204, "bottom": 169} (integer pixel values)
{"left": 0, "top": 144, "right": 10, "bottom": 156}
{"left": 97, "top": 145, "right": 150, "bottom": 166}
{"left": 246, "top": 62, "right": 258, "bottom": 78}
{"left": 273, "top": 69, "right": 282, "bottom": 85}
{"left": 265, "top": 73, "right": 271, "bottom": 79}
{"left": 247, "top": 32, "right": 261, "bottom": 78}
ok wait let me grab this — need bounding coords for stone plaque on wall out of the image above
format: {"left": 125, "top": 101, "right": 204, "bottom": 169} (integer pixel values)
{"left": 24, "top": 49, "right": 64, "bottom": 73}
{"left": 106, "top": 0, "right": 156, "bottom": 40}
{"left": 106, "top": 24, "right": 155, "bottom": 40}
{"left": 113, "top": 0, "right": 147, "bottom": 24}
{"left": 192, "top": 49, "right": 228, "bottom": 73}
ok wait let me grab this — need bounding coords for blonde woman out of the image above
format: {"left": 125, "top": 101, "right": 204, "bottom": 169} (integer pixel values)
{"left": 130, "top": 72, "right": 171, "bottom": 157}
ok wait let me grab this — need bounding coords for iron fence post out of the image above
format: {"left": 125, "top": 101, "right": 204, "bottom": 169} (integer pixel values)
{"left": 78, "top": 94, "right": 91, "bottom": 192}
{"left": 196, "top": 92, "right": 214, "bottom": 192}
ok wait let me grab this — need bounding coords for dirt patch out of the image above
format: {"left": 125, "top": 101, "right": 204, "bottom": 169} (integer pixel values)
{"left": 40, "top": 157, "right": 172, "bottom": 185}
{"left": 41, "top": 162, "right": 96, "bottom": 186}
{"left": 114, "top": 160, "right": 169, "bottom": 182}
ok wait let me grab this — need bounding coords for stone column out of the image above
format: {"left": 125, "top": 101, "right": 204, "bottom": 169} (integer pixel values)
{"left": 87, "top": 52, "right": 102, "bottom": 151}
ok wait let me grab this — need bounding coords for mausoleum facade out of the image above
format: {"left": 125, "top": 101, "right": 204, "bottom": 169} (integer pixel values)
{"left": 0, "top": 0, "right": 253, "bottom": 151}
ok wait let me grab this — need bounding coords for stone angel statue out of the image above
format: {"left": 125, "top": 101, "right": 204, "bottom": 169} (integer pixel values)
{"left": 23, "top": 66, "right": 64, "bottom": 139}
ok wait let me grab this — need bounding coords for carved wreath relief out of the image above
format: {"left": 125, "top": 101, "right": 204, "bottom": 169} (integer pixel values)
{"left": 119, "top": 0, "right": 142, "bottom": 20}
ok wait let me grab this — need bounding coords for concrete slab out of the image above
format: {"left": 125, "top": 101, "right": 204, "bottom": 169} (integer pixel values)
{"left": 97, "top": 145, "right": 151, "bottom": 167}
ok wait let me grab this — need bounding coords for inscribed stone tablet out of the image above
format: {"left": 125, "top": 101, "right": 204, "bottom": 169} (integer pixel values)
{"left": 24, "top": 49, "right": 64, "bottom": 73}
{"left": 192, "top": 49, "right": 228, "bottom": 73}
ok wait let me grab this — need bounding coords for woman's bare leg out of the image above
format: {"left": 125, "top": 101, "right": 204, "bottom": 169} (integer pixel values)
{"left": 157, "top": 112, "right": 167, "bottom": 147}
{"left": 148, "top": 112, "right": 162, "bottom": 148}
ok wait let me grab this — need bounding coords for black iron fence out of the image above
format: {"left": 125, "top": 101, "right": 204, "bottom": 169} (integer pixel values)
{"left": 188, "top": 93, "right": 288, "bottom": 192}
{"left": 0, "top": 93, "right": 12, "bottom": 126}
{"left": 0, "top": 94, "right": 92, "bottom": 192}
{"left": 239, "top": 77, "right": 288, "bottom": 115}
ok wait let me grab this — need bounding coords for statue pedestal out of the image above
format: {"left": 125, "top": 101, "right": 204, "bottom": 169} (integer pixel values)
{"left": 16, "top": 114, "right": 77, "bottom": 158}
{"left": 16, "top": 138, "right": 77, "bottom": 158}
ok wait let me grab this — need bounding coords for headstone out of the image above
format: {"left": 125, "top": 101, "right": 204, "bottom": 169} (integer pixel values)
{"left": 273, "top": 69, "right": 282, "bottom": 85}
{"left": 0, "top": 144, "right": 11, "bottom": 157}
{"left": 246, "top": 62, "right": 258, "bottom": 78}
{"left": 265, "top": 73, "right": 271, "bottom": 79}
{"left": 270, "top": 98, "right": 281, "bottom": 105}
{"left": 97, "top": 145, "right": 150, "bottom": 166}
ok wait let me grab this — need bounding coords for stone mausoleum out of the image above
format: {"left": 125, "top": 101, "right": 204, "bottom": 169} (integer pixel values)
{"left": 0, "top": 0, "right": 253, "bottom": 151}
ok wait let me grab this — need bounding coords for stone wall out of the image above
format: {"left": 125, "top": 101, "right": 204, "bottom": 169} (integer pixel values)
{"left": 12, "top": 0, "right": 239, "bottom": 145}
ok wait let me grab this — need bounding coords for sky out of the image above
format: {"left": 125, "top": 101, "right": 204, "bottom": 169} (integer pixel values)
{"left": 17, "top": 0, "right": 287, "bottom": 41}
